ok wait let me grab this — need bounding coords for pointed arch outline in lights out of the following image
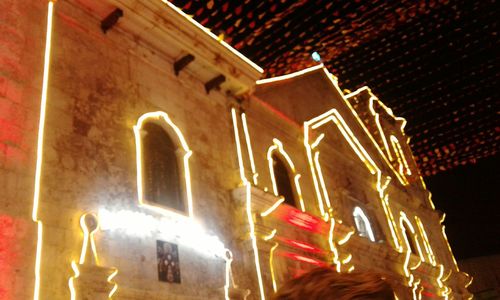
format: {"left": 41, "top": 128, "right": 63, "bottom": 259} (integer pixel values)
{"left": 267, "top": 138, "right": 306, "bottom": 212}
{"left": 353, "top": 206, "right": 376, "bottom": 242}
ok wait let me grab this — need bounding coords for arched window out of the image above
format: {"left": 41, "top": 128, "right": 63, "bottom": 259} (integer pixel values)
{"left": 142, "top": 122, "right": 184, "bottom": 212}
{"left": 353, "top": 207, "right": 376, "bottom": 242}
{"left": 272, "top": 154, "right": 296, "bottom": 207}
{"left": 134, "top": 112, "right": 193, "bottom": 217}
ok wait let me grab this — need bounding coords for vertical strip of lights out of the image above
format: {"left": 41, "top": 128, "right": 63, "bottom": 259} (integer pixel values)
{"left": 267, "top": 145, "right": 279, "bottom": 196}
{"left": 327, "top": 218, "right": 341, "bottom": 272}
{"left": 441, "top": 226, "right": 459, "bottom": 272}
{"left": 223, "top": 250, "right": 233, "bottom": 300}
{"left": 231, "top": 108, "right": 247, "bottom": 183}
{"left": 303, "top": 123, "right": 326, "bottom": 216}
{"left": 376, "top": 174, "right": 402, "bottom": 251}
{"left": 32, "top": 2, "right": 55, "bottom": 299}
{"left": 232, "top": 108, "right": 266, "bottom": 299}
{"left": 390, "top": 135, "right": 412, "bottom": 177}
{"left": 293, "top": 174, "right": 306, "bottom": 212}
{"left": 368, "top": 97, "right": 394, "bottom": 161}
{"left": 269, "top": 242, "right": 279, "bottom": 292}
{"left": 313, "top": 152, "right": 332, "bottom": 209}
{"left": 68, "top": 261, "right": 79, "bottom": 300}
{"left": 241, "top": 113, "right": 259, "bottom": 185}
{"left": 414, "top": 216, "right": 436, "bottom": 265}
{"left": 245, "top": 182, "right": 266, "bottom": 300}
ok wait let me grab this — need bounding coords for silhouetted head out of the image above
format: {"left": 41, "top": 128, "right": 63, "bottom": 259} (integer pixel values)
{"left": 271, "top": 267, "right": 395, "bottom": 300}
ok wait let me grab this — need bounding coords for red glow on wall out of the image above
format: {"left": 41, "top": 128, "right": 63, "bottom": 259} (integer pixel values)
{"left": 421, "top": 291, "right": 438, "bottom": 298}
{"left": 251, "top": 95, "right": 302, "bottom": 129}
{"left": 277, "top": 236, "right": 325, "bottom": 254}
{"left": 279, "top": 251, "right": 327, "bottom": 267}
{"left": 276, "top": 206, "right": 327, "bottom": 234}
{"left": 0, "top": 215, "right": 19, "bottom": 300}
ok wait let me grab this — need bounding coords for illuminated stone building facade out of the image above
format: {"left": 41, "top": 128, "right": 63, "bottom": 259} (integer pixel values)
{"left": 0, "top": 0, "right": 472, "bottom": 299}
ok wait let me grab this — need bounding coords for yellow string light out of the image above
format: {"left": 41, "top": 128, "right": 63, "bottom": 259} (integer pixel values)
{"left": 32, "top": 2, "right": 55, "bottom": 299}
{"left": 231, "top": 108, "right": 248, "bottom": 183}
{"left": 161, "top": 0, "right": 263, "bottom": 73}
{"left": 337, "top": 229, "right": 355, "bottom": 246}
{"left": 441, "top": 226, "right": 460, "bottom": 272}
{"left": 260, "top": 197, "right": 285, "bottom": 217}
{"left": 269, "top": 243, "right": 279, "bottom": 292}
{"left": 263, "top": 229, "right": 277, "bottom": 241}
{"left": 414, "top": 216, "right": 436, "bottom": 265}
{"left": 242, "top": 113, "right": 259, "bottom": 185}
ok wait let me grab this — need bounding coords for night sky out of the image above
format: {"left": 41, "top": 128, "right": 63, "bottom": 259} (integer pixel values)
{"left": 426, "top": 154, "right": 500, "bottom": 259}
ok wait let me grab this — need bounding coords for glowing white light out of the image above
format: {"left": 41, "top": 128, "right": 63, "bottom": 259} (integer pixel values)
{"left": 98, "top": 208, "right": 226, "bottom": 258}
{"left": 311, "top": 51, "right": 321, "bottom": 62}
{"left": 353, "top": 207, "right": 376, "bottom": 242}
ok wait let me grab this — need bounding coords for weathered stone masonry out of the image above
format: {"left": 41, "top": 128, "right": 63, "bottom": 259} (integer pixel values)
{"left": 0, "top": 1, "right": 472, "bottom": 299}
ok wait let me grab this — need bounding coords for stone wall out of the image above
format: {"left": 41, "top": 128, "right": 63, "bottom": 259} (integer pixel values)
{"left": 0, "top": 0, "right": 472, "bottom": 299}
{"left": 0, "top": 0, "right": 47, "bottom": 299}
{"left": 35, "top": 0, "right": 253, "bottom": 299}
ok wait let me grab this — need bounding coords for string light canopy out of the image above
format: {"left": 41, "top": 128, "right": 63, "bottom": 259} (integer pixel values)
{"left": 168, "top": 0, "right": 498, "bottom": 177}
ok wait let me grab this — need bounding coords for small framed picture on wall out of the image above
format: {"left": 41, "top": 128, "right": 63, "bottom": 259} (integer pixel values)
{"left": 157, "top": 240, "right": 181, "bottom": 283}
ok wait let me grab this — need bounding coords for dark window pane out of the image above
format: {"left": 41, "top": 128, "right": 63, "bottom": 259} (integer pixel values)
{"left": 272, "top": 154, "right": 296, "bottom": 207}
{"left": 403, "top": 223, "right": 418, "bottom": 255}
{"left": 142, "top": 122, "right": 184, "bottom": 212}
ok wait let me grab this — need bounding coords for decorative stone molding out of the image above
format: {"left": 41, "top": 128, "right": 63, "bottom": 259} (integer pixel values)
{"left": 70, "top": 264, "right": 118, "bottom": 300}
{"left": 68, "top": 213, "right": 118, "bottom": 299}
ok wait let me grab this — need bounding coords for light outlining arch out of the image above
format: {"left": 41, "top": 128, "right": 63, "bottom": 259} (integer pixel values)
{"left": 231, "top": 107, "right": 267, "bottom": 300}
{"left": 399, "top": 212, "right": 425, "bottom": 262}
{"left": 133, "top": 111, "right": 194, "bottom": 218}
{"left": 390, "top": 135, "right": 412, "bottom": 178}
{"left": 341, "top": 86, "right": 409, "bottom": 186}
{"left": 303, "top": 93, "right": 403, "bottom": 251}
{"left": 32, "top": 1, "right": 55, "bottom": 299}
{"left": 267, "top": 138, "right": 306, "bottom": 212}
{"left": 399, "top": 211, "right": 426, "bottom": 293}
{"left": 352, "top": 206, "right": 376, "bottom": 242}
{"left": 414, "top": 216, "right": 437, "bottom": 265}
{"left": 241, "top": 113, "right": 259, "bottom": 185}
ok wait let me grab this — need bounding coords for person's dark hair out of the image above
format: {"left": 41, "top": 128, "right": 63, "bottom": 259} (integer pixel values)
{"left": 271, "top": 267, "right": 395, "bottom": 300}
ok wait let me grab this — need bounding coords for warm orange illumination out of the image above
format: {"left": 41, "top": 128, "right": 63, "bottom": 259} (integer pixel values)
{"left": 415, "top": 216, "right": 436, "bottom": 265}
{"left": 241, "top": 113, "right": 259, "bottom": 185}
{"left": 231, "top": 108, "right": 247, "bottom": 183}
{"left": 441, "top": 226, "right": 460, "bottom": 272}
{"left": 33, "top": 2, "right": 55, "bottom": 299}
